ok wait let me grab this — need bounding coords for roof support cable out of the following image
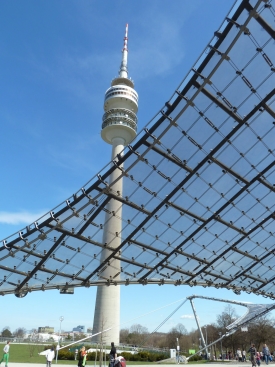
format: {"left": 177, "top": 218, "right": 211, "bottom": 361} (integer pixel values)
{"left": 208, "top": 45, "right": 230, "bottom": 60}
{"left": 97, "top": 174, "right": 109, "bottom": 188}
{"left": 2, "top": 240, "right": 11, "bottom": 250}
{"left": 137, "top": 298, "right": 188, "bottom": 349}
{"left": 112, "top": 159, "right": 128, "bottom": 178}
{"left": 66, "top": 200, "right": 79, "bottom": 217}
{"left": 50, "top": 211, "right": 62, "bottom": 227}
{"left": 160, "top": 110, "right": 179, "bottom": 126}
{"left": 144, "top": 127, "right": 161, "bottom": 144}
{"left": 192, "top": 68, "right": 213, "bottom": 84}
{"left": 19, "top": 232, "right": 30, "bottom": 248}
{"left": 34, "top": 222, "right": 45, "bottom": 234}
{"left": 175, "top": 93, "right": 195, "bottom": 108}
{"left": 81, "top": 188, "right": 96, "bottom": 206}
{"left": 127, "top": 145, "right": 145, "bottom": 162}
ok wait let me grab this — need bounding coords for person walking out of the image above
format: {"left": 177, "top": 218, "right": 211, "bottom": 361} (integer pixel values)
{"left": 78, "top": 346, "right": 87, "bottom": 367}
{"left": 262, "top": 344, "right": 270, "bottom": 365}
{"left": 243, "top": 350, "right": 247, "bottom": 362}
{"left": 261, "top": 352, "right": 264, "bottom": 362}
{"left": 256, "top": 352, "right": 261, "bottom": 366}
{"left": 109, "top": 342, "right": 117, "bottom": 367}
{"left": 248, "top": 344, "right": 257, "bottom": 367}
{"left": 45, "top": 347, "right": 55, "bottom": 367}
{"left": 237, "top": 348, "right": 242, "bottom": 362}
{"left": 0, "top": 341, "right": 10, "bottom": 367}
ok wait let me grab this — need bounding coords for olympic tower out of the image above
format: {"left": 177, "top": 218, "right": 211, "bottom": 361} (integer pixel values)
{"left": 92, "top": 24, "right": 138, "bottom": 344}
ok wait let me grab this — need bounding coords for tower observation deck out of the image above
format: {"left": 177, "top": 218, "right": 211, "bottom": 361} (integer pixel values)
{"left": 101, "top": 23, "right": 138, "bottom": 146}
{"left": 93, "top": 24, "right": 138, "bottom": 344}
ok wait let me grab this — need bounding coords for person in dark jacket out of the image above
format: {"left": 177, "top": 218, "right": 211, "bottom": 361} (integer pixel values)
{"left": 109, "top": 342, "right": 117, "bottom": 367}
{"left": 248, "top": 344, "right": 257, "bottom": 367}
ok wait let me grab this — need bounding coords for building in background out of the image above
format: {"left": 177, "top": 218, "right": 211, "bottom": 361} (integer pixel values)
{"left": 38, "top": 326, "right": 54, "bottom": 333}
{"left": 37, "top": 333, "right": 60, "bottom": 342}
{"left": 72, "top": 325, "right": 85, "bottom": 333}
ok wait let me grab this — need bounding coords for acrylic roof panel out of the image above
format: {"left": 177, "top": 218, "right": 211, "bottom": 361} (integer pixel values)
{"left": 0, "top": 0, "right": 275, "bottom": 298}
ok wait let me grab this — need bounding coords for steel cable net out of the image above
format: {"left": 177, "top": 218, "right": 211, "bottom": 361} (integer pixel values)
{"left": 226, "top": 303, "right": 275, "bottom": 331}
{"left": 1, "top": 0, "right": 275, "bottom": 297}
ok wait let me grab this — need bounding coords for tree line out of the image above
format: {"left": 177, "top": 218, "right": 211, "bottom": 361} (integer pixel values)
{"left": 1, "top": 327, "right": 26, "bottom": 338}
{"left": 120, "top": 305, "right": 275, "bottom": 357}
{"left": 2, "top": 304, "right": 275, "bottom": 359}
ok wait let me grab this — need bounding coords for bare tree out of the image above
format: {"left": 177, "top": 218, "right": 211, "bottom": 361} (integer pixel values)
{"left": 247, "top": 316, "right": 275, "bottom": 350}
{"left": 216, "top": 304, "right": 238, "bottom": 329}
{"left": 28, "top": 329, "right": 38, "bottom": 357}
{"left": 129, "top": 324, "right": 148, "bottom": 335}
{"left": 120, "top": 328, "right": 129, "bottom": 344}
{"left": 166, "top": 323, "right": 188, "bottom": 350}
{"left": 215, "top": 304, "right": 249, "bottom": 355}
{"left": 116, "top": 312, "right": 275, "bottom": 356}
{"left": 14, "top": 327, "right": 26, "bottom": 338}
{"left": 97, "top": 318, "right": 108, "bottom": 367}
{"left": 128, "top": 324, "right": 149, "bottom": 346}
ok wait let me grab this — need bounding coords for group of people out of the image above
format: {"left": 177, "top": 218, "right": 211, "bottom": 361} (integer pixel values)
{"left": 225, "top": 344, "right": 273, "bottom": 366}
{"left": 248, "top": 344, "right": 273, "bottom": 366}
{"left": 77, "top": 342, "right": 120, "bottom": 367}
{"left": 0, "top": 340, "right": 119, "bottom": 367}
{"left": 218, "top": 349, "right": 247, "bottom": 361}
{"left": 1, "top": 339, "right": 274, "bottom": 367}
{"left": 236, "top": 348, "right": 247, "bottom": 362}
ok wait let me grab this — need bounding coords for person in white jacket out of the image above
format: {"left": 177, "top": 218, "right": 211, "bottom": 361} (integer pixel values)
{"left": 46, "top": 347, "right": 55, "bottom": 367}
{"left": 0, "top": 341, "right": 10, "bottom": 367}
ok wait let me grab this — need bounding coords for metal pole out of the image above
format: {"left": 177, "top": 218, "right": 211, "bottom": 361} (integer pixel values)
{"left": 95, "top": 344, "right": 98, "bottom": 367}
{"left": 189, "top": 299, "right": 207, "bottom": 355}
{"left": 219, "top": 332, "right": 223, "bottom": 360}
{"left": 186, "top": 336, "right": 225, "bottom": 362}
{"left": 204, "top": 326, "right": 208, "bottom": 359}
{"left": 176, "top": 338, "right": 180, "bottom": 364}
{"left": 56, "top": 316, "right": 64, "bottom": 364}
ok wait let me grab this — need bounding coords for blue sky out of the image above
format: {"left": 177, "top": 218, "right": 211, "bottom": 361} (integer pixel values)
{"left": 1, "top": 0, "right": 275, "bottom": 336}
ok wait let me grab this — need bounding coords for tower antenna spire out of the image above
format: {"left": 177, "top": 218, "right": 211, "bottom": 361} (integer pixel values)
{"left": 119, "top": 23, "right": 128, "bottom": 78}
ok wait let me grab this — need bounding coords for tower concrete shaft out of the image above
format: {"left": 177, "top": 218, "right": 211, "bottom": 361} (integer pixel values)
{"left": 92, "top": 139, "right": 123, "bottom": 344}
{"left": 93, "top": 24, "right": 138, "bottom": 345}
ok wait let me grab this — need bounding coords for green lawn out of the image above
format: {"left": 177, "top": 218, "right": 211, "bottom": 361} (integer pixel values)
{"left": 1, "top": 343, "right": 53, "bottom": 364}
{"left": 1, "top": 343, "right": 222, "bottom": 365}
{"left": 1, "top": 344, "right": 160, "bottom": 365}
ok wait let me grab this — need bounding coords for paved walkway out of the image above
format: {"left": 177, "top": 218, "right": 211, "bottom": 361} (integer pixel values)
{"left": 5, "top": 362, "right": 259, "bottom": 367}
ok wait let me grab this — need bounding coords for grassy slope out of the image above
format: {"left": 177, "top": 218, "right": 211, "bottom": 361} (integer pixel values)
{"left": 0, "top": 343, "right": 79, "bottom": 364}
{"left": 0, "top": 344, "right": 156, "bottom": 365}
{"left": 1, "top": 343, "right": 210, "bottom": 365}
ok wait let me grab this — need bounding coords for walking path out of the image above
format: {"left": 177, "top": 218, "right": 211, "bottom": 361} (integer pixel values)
{"left": 5, "top": 362, "right": 262, "bottom": 367}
